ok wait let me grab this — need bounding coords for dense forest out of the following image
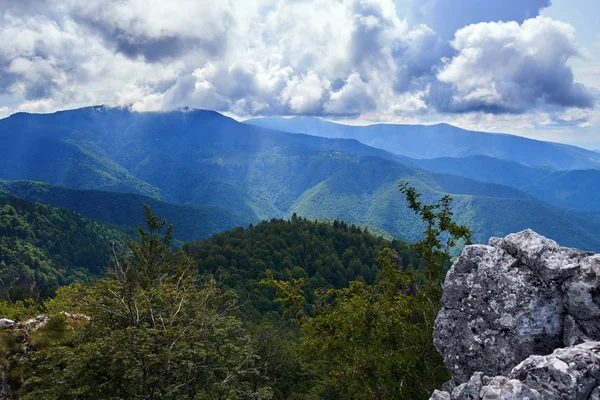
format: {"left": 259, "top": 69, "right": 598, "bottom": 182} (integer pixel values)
{"left": 0, "top": 185, "right": 470, "bottom": 399}
{"left": 184, "top": 215, "right": 422, "bottom": 320}
{"left": 0, "top": 191, "right": 125, "bottom": 300}
{"left": 0, "top": 180, "right": 256, "bottom": 242}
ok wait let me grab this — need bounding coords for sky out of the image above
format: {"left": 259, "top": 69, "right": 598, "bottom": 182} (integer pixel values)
{"left": 0, "top": 0, "right": 599, "bottom": 148}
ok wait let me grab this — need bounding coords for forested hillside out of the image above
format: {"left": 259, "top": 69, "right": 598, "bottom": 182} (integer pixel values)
{"left": 0, "top": 191, "right": 125, "bottom": 300}
{"left": 402, "top": 156, "right": 600, "bottom": 212}
{"left": 0, "top": 180, "right": 256, "bottom": 242}
{"left": 0, "top": 188, "right": 461, "bottom": 399}
{"left": 2, "top": 107, "right": 600, "bottom": 250}
{"left": 184, "top": 216, "right": 421, "bottom": 319}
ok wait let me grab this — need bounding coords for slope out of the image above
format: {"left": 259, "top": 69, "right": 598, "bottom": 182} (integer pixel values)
{"left": 184, "top": 217, "right": 420, "bottom": 319}
{"left": 0, "top": 190, "right": 126, "bottom": 300}
{"left": 0, "top": 180, "right": 258, "bottom": 242}
{"left": 288, "top": 157, "right": 600, "bottom": 252}
{"left": 399, "top": 156, "right": 600, "bottom": 212}
{"left": 245, "top": 117, "right": 600, "bottom": 170}
{"left": 3, "top": 106, "right": 600, "bottom": 251}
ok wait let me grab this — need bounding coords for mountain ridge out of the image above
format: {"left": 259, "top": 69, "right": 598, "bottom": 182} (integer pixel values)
{"left": 245, "top": 116, "right": 600, "bottom": 170}
{"left": 2, "top": 106, "right": 600, "bottom": 250}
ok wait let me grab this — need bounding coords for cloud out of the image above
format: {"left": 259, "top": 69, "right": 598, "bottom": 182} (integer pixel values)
{"left": 68, "top": 0, "right": 237, "bottom": 62}
{"left": 411, "top": 0, "right": 551, "bottom": 39}
{"left": 0, "top": 0, "right": 594, "bottom": 129}
{"left": 325, "top": 73, "right": 376, "bottom": 115}
{"left": 432, "top": 17, "right": 594, "bottom": 114}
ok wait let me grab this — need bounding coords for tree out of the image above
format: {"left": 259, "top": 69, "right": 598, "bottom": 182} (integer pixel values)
{"left": 21, "top": 206, "right": 272, "bottom": 400}
{"left": 261, "top": 184, "right": 471, "bottom": 399}
{"left": 398, "top": 181, "right": 472, "bottom": 283}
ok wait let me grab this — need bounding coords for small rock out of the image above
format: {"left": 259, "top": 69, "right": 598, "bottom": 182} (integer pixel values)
{"left": 453, "top": 372, "right": 483, "bottom": 400}
{"left": 0, "top": 318, "right": 17, "bottom": 329}
{"left": 510, "top": 341, "right": 600, "bottom": 400}
{"left": 479, "top": 376, "right": 543, "bottom": 400}
{"left": 20, "top": 315, "right": 48, "bottom": 331}
{"left": 430, "top": 390, "right": 451, "bottom": 400}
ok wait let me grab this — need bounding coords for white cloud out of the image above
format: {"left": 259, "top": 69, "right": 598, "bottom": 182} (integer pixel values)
{"left": 325, "top": 73, "right": 375, "bottom": 115}
{"left": 411, "top": 0, "right": 551, "bottom": 38}
{"left": 435, "top": 17, "right": 594, "bottom": 113}
{"left": 0, "top": 0, "right": 595, "bottom": 145}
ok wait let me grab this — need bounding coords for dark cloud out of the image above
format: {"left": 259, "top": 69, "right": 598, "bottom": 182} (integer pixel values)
{"left": 0, "top": 60, "right": 18, "bottom": 93}
{"left": 72, "top": 16, "right": 229, "bottom": 62}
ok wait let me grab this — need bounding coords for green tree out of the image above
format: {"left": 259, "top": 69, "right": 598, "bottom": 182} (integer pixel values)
{"left": 21, "top": 206, "right": 272, "bottom": 400}
{"left": 261, "top": 183, "right": 472, "bottom": 399}
{"left": 398, "top": 181, "right": 472, "bottom": 283}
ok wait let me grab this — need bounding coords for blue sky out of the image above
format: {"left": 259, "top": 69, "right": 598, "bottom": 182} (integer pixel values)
{"left": 0, "top": 0, "right": 598, "bottom": 148}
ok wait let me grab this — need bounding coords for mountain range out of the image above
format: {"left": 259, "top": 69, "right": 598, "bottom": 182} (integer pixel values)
{"left": 1, "top": 106, "right": 600, "bottom": 251}
{"left": 246, "top": 117, "right": 600, "bottom": 212}
{"left": 245, "top": 116, "right": 600, "bottom": 170}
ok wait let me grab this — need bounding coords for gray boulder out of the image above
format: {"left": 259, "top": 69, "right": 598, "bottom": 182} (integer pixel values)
{"left": 20, "top": 315, "right": 48, "bottom": 332}
{"left": 435, "top": 230, "right": 600, "bottom": 383}
{"left": 510, "top": 341, "right": 600, "bottom": 399}
{"left": 433, "top": 341, "right": 600, "bottom": 400}
{"left": 0, "top": 319, "right": 16, "bottom": 329}
{"left": 429, "top": 230, "right": 600, "bottom": 400}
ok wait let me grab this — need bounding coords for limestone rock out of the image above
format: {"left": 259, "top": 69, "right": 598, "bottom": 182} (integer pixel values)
{"left": 434, "top": 230, "right": 600, "bottom": 383}
{"left": 434, "top": 242, "right": 563, "bottom": 382}
{"left": 20, "top": 315, "right": 48, "bottom": 332}
{"left": 430, "top": 390, "right": 452, "bottom": 400}
{"left": 431, "top": 342, "right": 600, "bottom": 400}
{"left": 429, "top": 230, "right": 600, "bottom": 400}
{"left": 478, "top": 377, "right": 543, "bottom": 400}
{"left": 510, "top": 341, "right": 600, "bottom": 400}
{"left": 563, "top": 255, "right": 600, "bottom": 339}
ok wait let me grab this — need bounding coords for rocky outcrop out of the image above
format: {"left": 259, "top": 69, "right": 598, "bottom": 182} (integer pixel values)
{"left": 430, "top": 229, "right": 600, "bottom": 400}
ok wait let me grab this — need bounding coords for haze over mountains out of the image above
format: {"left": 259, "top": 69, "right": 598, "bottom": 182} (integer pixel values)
{"left": 246, "top": 117, "right": 600, "bottom": 212}
{"left": 246, "top": 117, "right": 600, "bottom": 170}
{"left": 1, "top": 106, "right": 600, "bottom": 251}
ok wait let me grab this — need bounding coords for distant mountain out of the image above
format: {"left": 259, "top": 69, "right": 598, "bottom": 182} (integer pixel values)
{"left": 408, "top": 156, "right": 551, "bottom": 189}
{"left": 2, "top": 106, "right": 600, "bottom": 251}
{"left": 245, "top": 117, "right": 600, "bottom": 170}
{"left": 395, "top": 156, "right": 600, "bottom": 212}
{"left": 0, "top": 180, "right": 256, "bottom": 242}
{"left": 520, "top": 170, "right": 600, "bottom": 212}
{"left": 0, "top": 190, "right": 125, "bottom": 300}
{"left": 285, "top": 157, "right": 600, "bottom": 251}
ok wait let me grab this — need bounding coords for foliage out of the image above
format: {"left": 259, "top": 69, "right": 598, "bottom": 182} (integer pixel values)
{"left": 0, "top": 180, "right": 257, "bottom": 242}
{"left": 0, "top": 299, "right": 42, "bottom": 321}
{"left": 262, "top": 249, "right": 448, "bottom": 399}
{"left": 0, "top": 194, "right": 125, "bottom": 301}
{"left": 20, "top": 206, "right": 271, "bottom": 399}
{"left": 261, "top": 185, "right": 472, "bottom": 399}
{"left": 398, "top": 181, "right": 472, "bottom": 282}
{"left": 185, "top": 216, "right": 421, "bottom": 320}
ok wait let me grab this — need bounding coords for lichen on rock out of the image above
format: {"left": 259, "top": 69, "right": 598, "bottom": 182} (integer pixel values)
{"left": 430, "top": 229, "right": 600, "bottom": 400}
